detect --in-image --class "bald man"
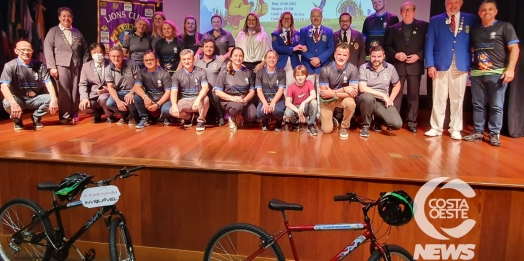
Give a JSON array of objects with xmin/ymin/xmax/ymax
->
[{"xmin": 0, "ymin": 40, "xmax": 59, "ymax": 130}]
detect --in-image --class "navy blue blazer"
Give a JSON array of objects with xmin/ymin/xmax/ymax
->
[
  {"xmin": 425, "ymin": 12, "xmax": 478, "ymax": 72},
  {"xmin": 299, "ymin": 25, "xmax": 335, "ymax": 74},
  {"xmin": 271, "ymin": 29, "xmax": 301, "ymax": 70}
]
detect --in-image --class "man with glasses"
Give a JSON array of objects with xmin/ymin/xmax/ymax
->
[{"xmin": 0, "ymin": 40, "xmax": 59, "ymax": 130}]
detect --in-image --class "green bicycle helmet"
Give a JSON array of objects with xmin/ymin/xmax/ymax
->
[
  {"xmin": 55, "ymin": 173, "xmax": 94, "ymax": 201},
  {"xmin": 378, "ymin": 190, "xmax": 414, "ymax": 226}
]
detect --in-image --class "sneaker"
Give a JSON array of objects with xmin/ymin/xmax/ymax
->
[
  {"xmin": 373, "ymin": 120, "xmax": 382, "ymax": 132},
  {"xmin": 332, "ymin": 117, "xmax": 339, "ymax": 128},
  {"xmin": 275, "ymin": 120, "xmax": 283, "ymax": 132},
  {"xmin": 32, "ymin": 116, "xmax": 43, "ymax": 129},
  {"xmin": 184, "ymin": 114, "xmax": 194, "ymax": 128},
  {"xmin": 489, "ymin": 133, "xmax": 501, "ymax": 147},
  {"xmin": 127, "ymin": 118, "xmax": 137, "ymax": 126},
  {"xmin": 196, "ymin": 122, "xmax": 206, "ymax": 131},
  {"xmin": 228, "ymin": 118, "xmax": 237, "ymax": 130},
  {"xmin": 164, "ymin": 117, "xmax": 172, "ymax": 126},
  {"xmin": 307, "ymin": 125, "xmax": 318, "ymax": 136},
  {"xmin": 136, "ymin": 117, "xmax": 149, "ymax": 129},
  {"xmin": 262, "ymin": 119, "xmax": 270, "ymax": 131},
  {"xmin": 292, "ymin": 123, "xmax": 300, "ymax": 131},
  {"xmin": 360, "ymin": 125, "xmax": 370, "ymax": 137},
  {"xmin": 218, "ymin": 117, "xmax": 225, "ymax": 126},
  {"xmin": 424, "ymin": 129, "xmax": 443, "ymax": 137},
  {"xmin": 450, "ymin": 131, "xmax": 462, "ymax": 140},
  {"xmin": 13, "ymin": 118, "xmax": 25, "ymax": 130},
  {"xmin": 339, "ymin": 128, "xmax": 349, "ymax": 138},
  {"xmin": 117, "ymin": 118, "xmax": 126, "ymax": 125},
  {"xmin": 463, "ymin": 132, "xmax": 483, "ymax": 142},
  {"xmin": 107, "ymin": 116, "xmax": 117, "ymax": 123}
]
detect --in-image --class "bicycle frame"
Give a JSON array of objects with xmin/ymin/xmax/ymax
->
[{"xmin": 12, "ymin": 199, "xmax": 125, "ymax": 252}]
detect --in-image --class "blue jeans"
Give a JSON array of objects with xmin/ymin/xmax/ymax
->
[
  {"xmin": 133, "ymin": 94, "xmax": 171, "ymax": 118},
  {"xmin": 470, "ymin": 75, "xmax": 508, "ymax": 134},
  {"xmin": 256, "ymin": 100, "xmax": 285, "ymax": 121},
  {"xmin": 106, "ymin": 91, "xmax": 138, "ymax": 119}
]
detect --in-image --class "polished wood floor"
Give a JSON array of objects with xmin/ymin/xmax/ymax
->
[{"xmin": 0, "ymin": 112, "xmax": 523, "ymax": 188}]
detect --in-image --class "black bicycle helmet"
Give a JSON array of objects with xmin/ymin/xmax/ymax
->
[
  {"xmin": 378, "ymin": 190, "xmax": 414, "ymax": 226},
  {"xmin": 55, "ymin": 173, "xmax": 94, "ymax": 201}
]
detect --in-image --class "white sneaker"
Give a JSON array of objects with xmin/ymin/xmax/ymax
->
[
  {"xmin": 424, "ymin": 129, "xmax": 442, "ymax": 137},
  {"xmin": 451, "ymin": 131, "xmax": 462, "ymax": 140},
  {"xmin": 228, "ymin": 118, "xmax": 237, "ymax": 130}
]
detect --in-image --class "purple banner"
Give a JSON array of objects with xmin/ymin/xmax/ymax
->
[{"xmin": 98, "ymin": 0, "xmax": 156, "ymax": 53}]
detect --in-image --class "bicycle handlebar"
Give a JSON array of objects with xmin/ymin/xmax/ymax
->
[
  {"xmin": 333, "ymin": 192, "xmax": 378, "ymax": 206},
  {"xmin": 92, "ymin": 165, "xmax": 144, "ymax": 186}
]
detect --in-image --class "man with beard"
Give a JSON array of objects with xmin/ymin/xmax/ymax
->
[
  {"xmin": 334, "ymin": 13, "xmax": 366, "ymax": 68},
  {"xmin": 318, "ymin": 43, "xmax": 359, "ymax": 138},
  {"xmin": 357, "ymin": 46, "xmax": 402, "ymax": 138},
  {"xmin": 1, "ymin": 40, "xmax": 59, "ymax": 130},
  {"xmin": 133, "ymin": 50, "xmax": 172, "ymax": 129},
  {"xmin": 384, "ymin": 2, "xmax": 428, "ymax": 133},
  {"xmin": 362, "ymin": 0, "xmax": 399, "ymax": 55}
]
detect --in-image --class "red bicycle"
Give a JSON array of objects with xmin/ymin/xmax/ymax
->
[{"xmin": 203, "ymin": 191, "xmax": 414, "ymax": 261}]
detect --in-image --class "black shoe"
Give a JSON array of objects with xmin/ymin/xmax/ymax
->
[
  {"xmin": 107, "ymin": 116, "xmax": 117, "ymax": 123},
  {"xmin": 408, "ymin": 126, "xmax": 418, "ymax": 133},
  {"xmin": 218, "ymin": 117, "xmax": 225, "ymax": 127},
  {"xmin": 92, "ymin": 115, "xmax": 102, "ymax": 123},
  {"xmin": 261, "ymin": 118, "xmax": 270, "ymax": 131},
  {"xmin": 13, "ymin": 118, "xmax": 25, "ymax": 130},
  {"xmin": 489, "ymin": 133, "xmax": 501, "ymax": 147},
  {"xmin": 275, "ymin": 120, "xmax": 283, "ymax": 132},
  {"xmin": 32, "ymin": 116, "xmax": 43, "ymax": 129},
  {"xmin": 463, "ymin": 132, "xmax": 483, "ymax": 142},
  {"xmin": 307, "ymin": 125, "xmax": 318, "ymax": 136},
  {"xmin": 373, "ymin": 120, "xmax": 382, "ymax": 132},
  {"xmin": 292, "ymin": 123, "xmax": 300, "ymax": 131},
  {"xmin": 360, "ymin": 125, "xmax": 370, "ymax": 137},
  {"xmin": 196, "ymin": 122, "xmax": 206, "ymax": 131}
]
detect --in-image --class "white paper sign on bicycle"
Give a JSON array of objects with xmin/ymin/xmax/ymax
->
[{"xmin": 80, "ymin": 185, "xmax": 121, "ymax": 208}]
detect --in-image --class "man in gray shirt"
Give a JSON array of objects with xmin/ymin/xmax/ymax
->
[
  {"xmin": 170, "ymin": 49, "xmax": 210, "ymax": 131},
  {"xmin": 194, "ymin": 38, "xmax": 226, "ymax": 125},
  {"xmin": 0, "ymin": 40, "xmax": 59, "ymax": 130},
  {"xmin": 105, "ymin": 46, "xmax": 139, "ymax": 126},
  {"xmin": 357, "ymin": 46, "xmax": 402, "ymax": 138},
  {"xmin": 133, "ymin": 50, "xmax": 172, "ymax": 129},
  {"xmin": 318, "ymin": 43, "xmax": 359, "ymax": 138}
]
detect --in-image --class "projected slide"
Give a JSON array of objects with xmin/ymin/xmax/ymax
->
[{"xmin": 200, "ymin": 0, "xmax": 375, "ymax": 36}]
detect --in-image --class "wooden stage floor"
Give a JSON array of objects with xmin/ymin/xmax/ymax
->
[{"xmin": 0, "ymin": 113, "xmax": 523, "ymax": 188}]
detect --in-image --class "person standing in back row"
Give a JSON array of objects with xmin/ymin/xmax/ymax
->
[{"xmin": 362, "ymin": 0, "xmax": 399, "ymax": 55}]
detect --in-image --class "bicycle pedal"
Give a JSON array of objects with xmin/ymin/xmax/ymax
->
[{"xmin": 85, "ymin": 249, "xmax": 96, "ymax": 261}]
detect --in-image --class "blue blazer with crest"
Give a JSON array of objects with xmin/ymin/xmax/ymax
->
[
  {"xmin": 271, "ymin": 29, "xmax": 301, "ymax": 70},
  {"xmin": 425, "ymin": 12, "xmax": 477, "ymax": 72},
  {"xmin": 299, "ymin": 25, "xmax": 334, "ymax": 74}
]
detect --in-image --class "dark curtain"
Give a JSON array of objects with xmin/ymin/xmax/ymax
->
[{"xmin": 430, "ymin": 0, "xmax": 524, "ymax": 137}]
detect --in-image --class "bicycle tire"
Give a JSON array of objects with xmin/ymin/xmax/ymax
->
[
  {"xmin": 367, "ymin": 244, "xmax": 414, "ymax": 261},
  {"xmin": 203, "ymin": 223, "xmax": 286, "ymax": 261},
  {"xmin": 108, "ymin": 217, "xmax": 135, "ymax": 261},
  {"xmin": 0, "ymin": 198, "xmax": 54, "ymax": 261}
]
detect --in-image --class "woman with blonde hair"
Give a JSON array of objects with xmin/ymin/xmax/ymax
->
[
  {"xmin": 154, "ymin": 20, "xmax": 185, "ymax": 75},
  {"xmin": 151, "ymin": 11, "xmax": 166, "ymax": 48},
  {"xmin": 179, "ymin": 15, "xmax": 202, "ymax": 54},
  {"xmin": 214, "ymin": 47, "xmax": 257, "ymax": 130},
  {"xmin": 122, "ymin": 17, "xmax": 152, "ymax": 68},
  {"xmin": 256, "ymin": 50, "xmax": 286, "ymax": 131},
  {"xmin": 235, "ymin": 12, "xmax": 271, "ymax": 73}
]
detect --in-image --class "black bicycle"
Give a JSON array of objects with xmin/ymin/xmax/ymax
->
[{"xmin": 0, "ymin": 165, "xmax": 144, "ymax": 261}]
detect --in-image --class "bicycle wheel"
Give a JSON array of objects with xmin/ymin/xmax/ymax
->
[
  {"xmin": 0, "ymin": 198, "xmax": 53, "ymax": 261},
  {"xmin": 203, "ymin": 223, "xmax": 285, "ymax": 261},
  {"xmin": 367, "ymin": 244, "xmax": 414, "ymax": 261},
  {"xmin": 109, "ymin": 217, "xmax": 135, "ymax": 261}
]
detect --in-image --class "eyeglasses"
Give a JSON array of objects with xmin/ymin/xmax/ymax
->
[
  {"xmin": 17, "ymin": 49, "xmax": 33, "ymax": 53},
  {"xmin": 144, "ymin": 59, "xmax": 156, "ymax": 62}
]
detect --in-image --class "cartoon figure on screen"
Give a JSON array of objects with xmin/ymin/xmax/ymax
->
[{"xmin": 225, "ymin": 0, "xmax": 268, "ymax": 36}]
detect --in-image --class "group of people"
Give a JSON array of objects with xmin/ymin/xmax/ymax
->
[{"xmin": 0, "ymin": 0, "xmax": 519, "ymax": 146}]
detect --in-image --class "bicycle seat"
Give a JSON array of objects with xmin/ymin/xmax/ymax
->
[
  {"xmin": 37, "ymin": 182, "xmax": 60, "ymax": 191},
  {"xmin": 268, "ymin": 199, "xmax": 303, "ymax": 211}
]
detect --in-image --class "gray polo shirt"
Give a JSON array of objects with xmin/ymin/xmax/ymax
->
[
  {"xmin": 214, "ymin": 67, "xmax": 254, "ymax": 97},
  {"xmin": 201, "ymin": 29, "xmax": 235, "ymax": 56},
  {"xmin": 0, "ymin": 58, "xmax": 50, "ymax": 98},
  {"xmin": 122, "ymin": 33, "xmax": 152, "ymax": 66},
  {"xmin": 255, "ymin": 67, "xmax": 286, "ymax": 101},
  {"xmin": 105, "ymin": 59, "xmax": 140, "ymax": 91},
  {"xmin": 135, "ymin": 66, "xmax": 171, "ymax": 100},
  {"xmin": 358, "ymin": 62, "xmax": 399, "ymax": 97},
  {"xmin": 194, "ymin": 55, "xmax": 226, "ymax": 88},
  {"xmin": 171, "ymin": 67, "xmax": 208, "ymax": 99},
  {"xmin": 319, "ymin": 62, "xmax": 359, "ymax": 90}
]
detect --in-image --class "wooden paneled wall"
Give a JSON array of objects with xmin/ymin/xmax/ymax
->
[{"xmin": 0, "ymin": 160, "xmax": 522, "ymax": 261}]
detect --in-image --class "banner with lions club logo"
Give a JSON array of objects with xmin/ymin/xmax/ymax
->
[{"xmin": 98, "ymin": 0, "xmax": 156, "ymax": 54}]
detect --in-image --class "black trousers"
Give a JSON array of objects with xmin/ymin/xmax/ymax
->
[{"xmin": 394, "ymin": 75, "xmax": 421, "ymax": 128}]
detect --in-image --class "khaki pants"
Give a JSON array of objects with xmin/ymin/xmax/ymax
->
[
  {"xmin": 319, "ymin": 97, "xmax": 356, "ymax": 133},
  {"xmin": 175, "ymin": 97, "xmax": 210, "ymax": 123}
]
